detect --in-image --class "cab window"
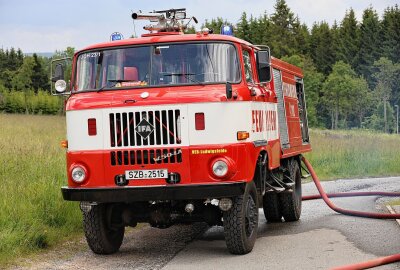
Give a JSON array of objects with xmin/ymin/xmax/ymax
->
[{"xmin": 242, "ymin": 50, "xmax": 254, "ymax": 83}]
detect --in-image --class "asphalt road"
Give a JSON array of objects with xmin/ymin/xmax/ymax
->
[{"xmin": 13, "ymin": 177, "xmax": 400, "ymax": 270}]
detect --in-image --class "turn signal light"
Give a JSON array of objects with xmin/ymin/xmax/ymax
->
[
  {"xmin": 61, "ymin": 140, "xmax": 68, "ymax": 148},
  {"xmin": 237, "ymin": 131, "xmax": 249, "ymax": 140}
]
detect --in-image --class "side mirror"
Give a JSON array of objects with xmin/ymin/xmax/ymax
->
[
  {"xmin": 51, "ymin": 64, "xmax": 64, "ymax": 82},
  {"xmin": 256, "ymin": 49, "xmax": 271, "ymax": 83},
  {"xmin": 50, "ymin": 57, "xmax": 71, "ymax": 95}
]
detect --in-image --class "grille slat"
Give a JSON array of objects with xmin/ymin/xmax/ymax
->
[
  {"xmin": 129, "ymin": 112, "xmax": 135, "ymax": 146},
  {"xmin": 123, "ymin": 113, "xmax": 128, "ymax": 146},
  {"xmin": 116, "ymin": 113, "xmax": 123, "ymax": 147},
  {"xmin": 110, "ymin": 110, "xmax": 181, "ymax": 147},
  {"xmin": 155, "ymin": 111, "xmax": 161, "ymax": 145},
  {"xmin": 110, "ymin": 114, "xmax": 116, "ymax": 147},
  {"xmin": 110, "ymin": 148, "xmax": 183, "ymax": 166}
]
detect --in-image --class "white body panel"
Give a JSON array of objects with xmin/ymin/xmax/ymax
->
[{"xmin": 66, "ymin": 102, "xmax": 279, "ymax": 151}]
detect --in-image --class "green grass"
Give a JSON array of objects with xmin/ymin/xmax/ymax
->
[
  {"xmin": 0, "ymin": 114, "xmax": 81, "ymax": 266},
  {"xmin": 305, "ymin": 129, "xmax": 400, "ymax": 180},
  {"xmin": 1, "ymin": 115, "xmax": 400, "ymax": 266}
]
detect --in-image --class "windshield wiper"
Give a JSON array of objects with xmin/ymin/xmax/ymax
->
[
  {"xmin": 107, "ymin": 79, "xmax": 138, "ymax": 82},
  {"xmin": 162, "ymin": 73, "xmax": 204, "ymax": 85},
  {"xmin": 97, "ymin": 79, "xmax": 137, "ymax": 92}
]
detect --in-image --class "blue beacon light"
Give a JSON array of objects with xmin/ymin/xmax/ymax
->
[
  {"xmin": 110, "ymin": 32, "xmax": 124, "ymax": 41},
  {"xmin": 221, "ymin": 25, "xmax": 234, "ymax": 36}
]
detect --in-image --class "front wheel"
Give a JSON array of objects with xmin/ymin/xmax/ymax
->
[
  {"xmin": 83, "ymin": 203, "xmax": 125, "ymax": 254},
  {"xmin": 223, "ymin": 181, "xmax": 259, "ymax": 255}
]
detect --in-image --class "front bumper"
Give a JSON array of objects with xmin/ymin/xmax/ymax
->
[{"xmin": 61, "ymin": 182, "xmax": 246, "ymax": 203}]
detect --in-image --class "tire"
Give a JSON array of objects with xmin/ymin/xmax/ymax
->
[
  {"xmin": 83, "ymin": 204, "xmax": 125, "ymax": 254},
  {"xmin": 223, "ymin": 181, "xmax": 259, "ymax": 255},
  {"xmin": 262, "ymin": 193, "xmax": 282, "ymax": 222},
  {"xmin": 279, "ymin": 159, "xmax": 302, "ymax": 222}
]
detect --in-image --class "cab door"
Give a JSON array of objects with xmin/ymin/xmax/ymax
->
[{"xmin": 242, "ymin": 47, "xmax": 264, "ymax": 100}]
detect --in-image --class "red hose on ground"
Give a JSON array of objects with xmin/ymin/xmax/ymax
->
[
  {"xmin": 301, "ymin": 157, "xmax": 400, "ymax": 219},
  {"xmin": 303, "ymin": 191, "xmax": 400, "ymax": 201},
  {"xmin": 301, "ymin": 157, "xmax": 400, "ymax": 269},
  {"xmin": 330, "ymin": 254, "xmax": 400, "ymax": 270}
]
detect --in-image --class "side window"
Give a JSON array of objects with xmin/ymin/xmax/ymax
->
[{"xmin": 242, "ymin": 50, "xmax": 254, "ymax": 83}]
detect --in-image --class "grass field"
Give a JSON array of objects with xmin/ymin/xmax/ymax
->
[
  {"xmin": 1, "ymin": 114, "xmax": 400, "ymax": 266},
  {"xmin": 0, "ymin": 114, "xmax": 81, "ymax": 266},
  {"xmin": 305, "ymin": 129, "xmax": 400, "ymax": 180}
]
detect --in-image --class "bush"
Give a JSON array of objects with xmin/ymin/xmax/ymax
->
[{"xmin": 0, "ymin": 89, "xmax": 63, "ymax": 115}]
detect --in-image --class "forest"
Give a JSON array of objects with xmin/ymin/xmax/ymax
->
[{"xmin": 0, "ymin": 0, "xmax": 399, "ymax": 132}]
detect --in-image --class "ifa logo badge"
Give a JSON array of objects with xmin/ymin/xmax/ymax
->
[{"xmin": 135, "ymin": 118, "xmax": 154, "ymax": 140}]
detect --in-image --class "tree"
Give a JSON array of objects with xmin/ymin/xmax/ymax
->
[
  {"xmin": 381, "ymin": 5, "xmax": 400, "ymax": 63},
  {"xmin": 338, "ymin": 9, "xmax": 360, "ymax": 70},
  {"xmin": 6, "ymin": 48, "xmax": 20, "ymax": 71},
  {"xmin": 248, "ymin": 15, "xmax": 259, "ymax": 44},
  {"xmin": 11, "ymin": 56, "xmax": 35, "ymax": 91},
  {"xmin": 257, "ymin": 12, "xmax": 273, "ymax": 45},
  {"xmin": 357, "ymin": 7, "xmax": 382, "ymax": 86},
  {"xmin": 373, "ymin": 57, "xmax": 400, "ymax": 133},
  {"xmin": 53, "ymin": 47, "xmax": 75, "ymax": 59},
  {"xmin": 31, "ymin": 53, "xmax": 49, "ymax": 92},
  {"xmin": 309, "ymin": 22, "xmax": 336, "ymax": 75},
  {"xmin": 322, "ymin": 61, "xmax": 358, "ymax": 129},
  {"xmin": 16, "ymin": 48, "xmax": 24, "ymax": 68},
  {"xmin": 235, "ymin": 12, "xmax": 251, "ymax": 42},
  {"xmin": 294, "ymin": 22, "xmax": 310, "ymax": 56},
  {"xmin": 349, "ymin": 77, "xmax": 373, "ymax": 128},
  {"xmin": 270, "ymin": 0, "xmax": 297, "ymax": 57},
  {"xmin": 364, "ymin": 102, "xmax": 395, "ymax": 132}
]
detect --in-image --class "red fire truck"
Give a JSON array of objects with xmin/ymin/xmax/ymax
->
[{"xmin": 52, "ymin": 8, "xmax": 311, "ymax": 255}]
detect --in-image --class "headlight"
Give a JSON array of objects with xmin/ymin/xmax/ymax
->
[
  {"xmin": 71, "ymin": 166, "xmax": 86, "ymax": 183},
  {"xmin": 212, "ymin": 160, "xmax": 228, "ymax": 177}
]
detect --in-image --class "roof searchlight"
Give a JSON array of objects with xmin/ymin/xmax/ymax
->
[{"xmin": 132, "ymin": 8, "xmax": 198, "ymax": 33}]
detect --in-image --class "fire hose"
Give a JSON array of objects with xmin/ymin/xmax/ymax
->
[{"xmin": 301, "ymin": 157, "xmax": 400, "ymax": 269}]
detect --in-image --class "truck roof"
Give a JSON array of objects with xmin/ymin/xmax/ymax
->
[{"xmin": 76, "ymin": 33, "xmax": 253, "ymax": 54}]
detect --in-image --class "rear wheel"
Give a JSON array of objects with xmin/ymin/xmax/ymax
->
[
  {"xmin": 262, "ymin": 193, "xmax": 282, "ymax": 222},
  {"xmin": 83, "ymin": 204, "xmax": 125, "ymax": 254},
  {"xmin": 279, "ymin": 159, "xmax": 302, "ymax": 222},
  {"xmin": 223, "ymin": 181, "xmax": 259, "ymax": 255}
]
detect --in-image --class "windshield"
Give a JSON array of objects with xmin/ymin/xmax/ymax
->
[{"xmin": 74, "ymin": 42, "xmax": 240, "ymax": 91}]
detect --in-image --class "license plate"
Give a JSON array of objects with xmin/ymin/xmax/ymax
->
[{"xmin": 125, "ymin": 169, "xmax": 168, "ymax": 180}]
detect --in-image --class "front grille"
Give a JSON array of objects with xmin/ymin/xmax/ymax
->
[
  {"xmin": 111, "ymin": 148, "xmax": 183, "ymax": 166},
  {"xmin": 109, "ymin": 110, "xmax": 181, "ymax": 147}
]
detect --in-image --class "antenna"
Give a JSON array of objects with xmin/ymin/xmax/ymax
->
[{"xmin": 132, "ymin": 8, "xmax": 197, "ymax": 33}]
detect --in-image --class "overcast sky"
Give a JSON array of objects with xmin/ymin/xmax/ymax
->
[{"xmin": 0, "ymin": 0, "xmax": 398, "ymax": 53}]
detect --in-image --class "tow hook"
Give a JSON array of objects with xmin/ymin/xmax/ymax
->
[
  {"xmin": 166, "ymin": 173, "xmax": 181, "ymax": 184},
  {"xmin": 115, "ymin": 175, "xmax": 128, "ymax": 186}
]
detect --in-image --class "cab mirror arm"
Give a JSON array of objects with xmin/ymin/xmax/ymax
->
[{"xmin": 226, "ymin": 82, "xmax": 232, "ymax": 99}]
